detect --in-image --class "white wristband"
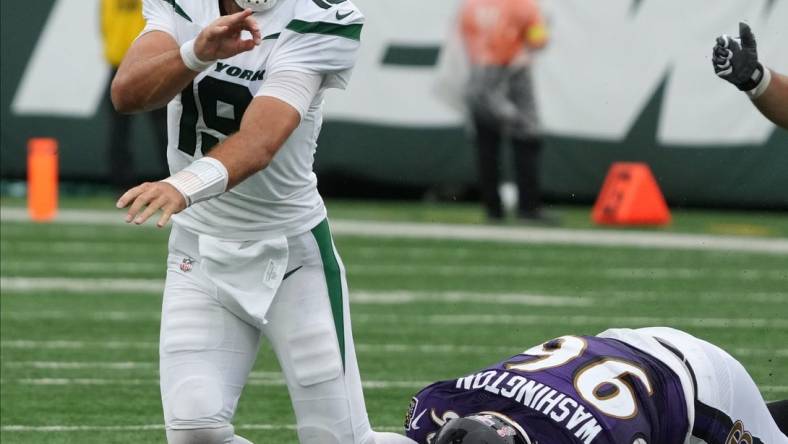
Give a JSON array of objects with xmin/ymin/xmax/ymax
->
[
  {"xmin": 747, "ymin": 67, "xmax": 772, "ymax": 100},
  {"xmin": 180, "ymin": 39, "xmax": 215, "ymax": 72},
  {"xmin": 162, "ymin": 157, "xmax": 229, "ymax": 207}
]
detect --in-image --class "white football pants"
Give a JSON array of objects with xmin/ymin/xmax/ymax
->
[
  {"xmin": 160, "ymin": 220, "xmax": 389, "ymax": 444},
  {"xmin": 633, "ymin": 327, "xmax": 787, "ymax": 444}
]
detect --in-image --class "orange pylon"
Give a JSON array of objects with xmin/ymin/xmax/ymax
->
[
  {"xmin": 592, "ymin": 162, "xmax": 671, "ymax": 226},
  {"xmin": 27, "ymin": 138, "xmax": 59, "ymax": 222}
]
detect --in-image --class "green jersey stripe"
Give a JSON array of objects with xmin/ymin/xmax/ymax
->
[
  {"xmin": 162, "ymin": 0, "xmax": 192, "ymax": 22},
  {"xmin": 286, "ymin": 19, "xmax": 362, "ymax": 41},
  {"xmin": 311, "ymin": 219, "xmax": 346, "ymax": 370},
  {"xmin": 312, "ymin": 0, "xmax": 349, "ymax": 9}
]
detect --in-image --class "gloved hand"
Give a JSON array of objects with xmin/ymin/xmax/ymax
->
[{"xmin": 713, "ymin": 22, "xmax": 766, "ymax": 93}]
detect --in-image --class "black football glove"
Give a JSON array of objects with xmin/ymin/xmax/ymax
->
[{"xmin": 713, "ymin": 22, "xmax": 766, "ymax": 92}]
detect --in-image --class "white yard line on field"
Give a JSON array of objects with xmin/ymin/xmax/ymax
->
[
  {"xmin": 349, "ymin": 264, "xmax": 786, "ymax": 281},
  {"xmin": 5, "ymin": 341, "xmax": 788, "ymax": 374},
  {"xmin": 356, "ymin": 314, "xmax": 788, "ymax": 330},
  {"xmin": 3, "ymin": 341, "xmax": 788, "ymax": 359},
  {"xmin": 1, "ymin": 261, "xmax": 162, "ymax": 274},
  {"xmin": 0, "ymin": 240, "xmax": 161, "ymax": 254},
  {"xmin": 3, "ymin": 309, "xmax": 787, "ymax": 329},
  {"xmin": 3, "ymin": 277, "xmax": 786, "ymax": 305},
  {"xmin": 1, "ymin": 340, "xmax": 158, "ymax": 349},
  {"xmin": 2, "ymin": 376, "xmax": 429, "ymax": 390},
  {"xmin": 0, "ymin": 341, "xmax": 505, "ymax": 353},
  {"xmin": 3, "ymin": 207, "xmax": 787, "ymax": 254},
  {"xmin": 0, "ymin": 277, "xmax": 165, "ymax": 293},
  {"xmin": 4, "ymin": 376, "xmax": 784, "ymax": 394},
  {"xmin": 3, "ymin": 361, "xmax": 156, "ymax": 369},
  {"xmin": 0, "ymin": 277, "xmax": 589, "ymax": 307},
  {"xmin": 0, "ymin": 424, "xmax": 403, "ymax": 433},
  {"xmin": 0, "ymin": 262, "xmax": 781, "ymax": 281},
  {"xmin": 1, "ymin": 424, "xmax": 166, "ymax": 432},
  {"xmin": 1, "ymin": 310, "xmax": 159, "ymax": 321},
  {"xmin": 332, "ymin": 219, "xmax": 788, "ymax": 254},
  {"xmin": 351, "ymin": 291, "xmax": 590, "ymax": 306}
]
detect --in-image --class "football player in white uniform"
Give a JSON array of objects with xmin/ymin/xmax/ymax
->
[{"xmin": 112, "ymin": 1, "xmax": 413, "ymax": 443}]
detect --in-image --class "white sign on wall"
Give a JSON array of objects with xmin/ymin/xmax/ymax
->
[
  {"xmin": 12, "ymin": 0, "xmax": 787, "ymax": 145},
  {"xmin": 12, "ymin": 0, "xmax": 110, "ymax": 118}
]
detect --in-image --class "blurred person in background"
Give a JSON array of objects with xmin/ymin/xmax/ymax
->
[
  {"xmin": 460, "ymin": 0, "xmax": 551, "ymax": 223},
  {"xmin": 101, "ymin": 0, "xmax": 168, "ymax": 191},
  {"xmin": 713, "ymin": 22, "xmax": 788, "ymax": 129}
]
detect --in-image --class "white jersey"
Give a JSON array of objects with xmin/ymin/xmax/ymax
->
[{"xmin": 141, "ymin": 0, "xmax": 364, "ymax": 240}]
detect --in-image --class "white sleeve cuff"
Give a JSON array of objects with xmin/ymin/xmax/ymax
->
[
  {"xmin": 162, "ymin": 157, "xmax": 229, "ymax": 207},
  {"xmin": 747, "ymin": 67, "xmax": 772, "ymax": 100},
  {"xmin": 180, "ymin": 39, "xmax": 215, "ymax": 72},
  {"xmin": 255, "ymin": 70, "xmax": 324, "ymax": 118}
]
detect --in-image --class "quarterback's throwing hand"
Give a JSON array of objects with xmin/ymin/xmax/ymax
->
[
  {"xmin": 117, "ymin": 182, "xmax": 187, "ymax": 228},
  {"xmin": 713, "ymin": 22, "xmax": 765, "ymax": 92},
  {"xmin": 195, "ymin": 8, "xmax": 262, "ymax": 61}
]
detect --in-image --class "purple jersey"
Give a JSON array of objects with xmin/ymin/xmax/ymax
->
[{"xmin": 405, "ymin": 335, "xmax": 689, "ymax": 444}]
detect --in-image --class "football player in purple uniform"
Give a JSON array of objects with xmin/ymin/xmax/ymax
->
[{"xmin": 403, "ymin": 327, "xmax": 787, "ymax": 444}]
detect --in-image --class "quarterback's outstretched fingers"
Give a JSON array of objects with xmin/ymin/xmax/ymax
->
[
  {"xmin": 116, "ymin": 184, "xmax": 148, "ymax": 210},
  {"xmin": 125, "ymin": 189, "xmax": 155, "ymax": 223},
  {"xmin": 229, "ymin": 8, "xmax": 254, "ymax": 24},
  {"xmin": 739, "ymin": 22, "xmax": 756, "ymax": 49},
  {"xmin": 157, "ymin": 207, "xmax": 174, "ymax": 228},
  {"xmin": 207, "ymin": 25, "xmax": 230, "ymax": 39},
  {"xmin": 242, "ymin": 16, "xmax": 262, "ymax": 43},
  {"xmin": 134, "ymin": 196, "xmax": 166, "ymax": 225},
  {"xmin": 225, "ymin": 11, "xmax": 260, "ymax": 46},
  {"xmin": 224, "ymin": 8, "xmax": 254, "ymax": 31}
]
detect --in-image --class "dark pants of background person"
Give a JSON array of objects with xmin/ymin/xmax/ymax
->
[
  {"xmin": 471, "ymin": 115, "xmax": 543, "ymax": 221},
  {"xmin": 106, "ymin": 68, "xmax": 169, "ymax": 191},
  {"xmin": 466, "ymin": 64, "xmax": 544, "ymax": 221}
]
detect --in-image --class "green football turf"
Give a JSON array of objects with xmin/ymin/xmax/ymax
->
[
  {"xmin": 2, "ymin": 195, "xmax": 788, "ymax": 237},
  {"xmin": 1, "ymin": 201, "xmax": 787, "ymax": 443}
]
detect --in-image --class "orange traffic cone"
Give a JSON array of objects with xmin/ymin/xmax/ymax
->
[
  {"xmin": 592, "ymin": 162, "xmax": 670, "ymax": 226},
  {"xmin": 27, "ymin": 138, "xmax": 59, "ymax": 222}
]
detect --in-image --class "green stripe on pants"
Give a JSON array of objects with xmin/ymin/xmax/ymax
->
[{"xmin": 311, "ymin": 219, "xmax": 345, "ymax": 369}]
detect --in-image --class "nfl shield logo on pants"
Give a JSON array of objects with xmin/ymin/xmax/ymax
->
[{"xmin": 180, "ymin": 257, "xmax": 195, "ymax": 272}]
